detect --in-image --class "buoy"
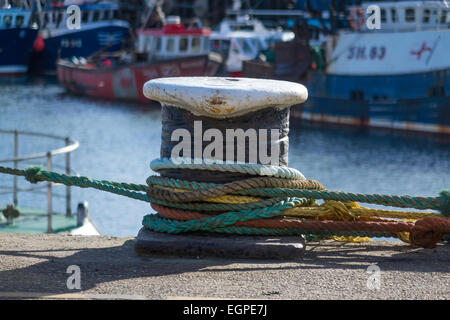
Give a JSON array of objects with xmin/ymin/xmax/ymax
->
[
  {"xmin": 348, "ymin": 7, "xmax": 365, "ymax": 30},
  {"xmin": 33, "ymin": 34, "xmax": 45, "ymax": 52}
]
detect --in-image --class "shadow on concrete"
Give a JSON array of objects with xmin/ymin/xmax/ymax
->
[{"xmin": 0, "ymin": 238, "xmax": 448, "ymax": 296}]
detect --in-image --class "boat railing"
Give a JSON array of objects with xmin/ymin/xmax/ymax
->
[{"xmin": 0, "ymin": 129, "xmax": 79, "ymax": 233}]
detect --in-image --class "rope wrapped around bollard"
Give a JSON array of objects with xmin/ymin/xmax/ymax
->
[
  {"xmin": 0, "ymin": 163, "xmax": 449, "ymax": 248},
  {"xmin": 142, "ymin": 158, "xmax": 450, "ymax": 248}
]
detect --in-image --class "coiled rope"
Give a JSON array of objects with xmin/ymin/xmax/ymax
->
[{"xmin": 1, "ymin": 160, "xmax": 449, "ymax": 249}]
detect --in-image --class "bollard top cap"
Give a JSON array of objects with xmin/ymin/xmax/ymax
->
[{"xmin": 143, "ymin": 77, "xmax": 308, "ymax": 118}]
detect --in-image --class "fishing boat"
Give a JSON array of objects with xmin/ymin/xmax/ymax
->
[
  {"xmin": 0, "ymin": 1, "xmax": 38, "ymax": 77},
  {"xmin": 243, "ymin": 1, "xmax": 450, "ymax": 135},
  {"xmin": 298, "ymin": 0, "xmax": 450, "ymax": 135},
  {"xmin": 30, "ymin": 0, "xmax": 131, "ymax": 75},
  {"xmin": 56, "ymin": 15, "xmax": 222, "ymax": 103},
  {"xmin": 210, "ymin": 14, "xmax": 294, "ymax": 76}
]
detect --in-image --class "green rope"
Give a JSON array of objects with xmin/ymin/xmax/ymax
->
[
  {"xmin": 0, "ymin": 164, "xmax": 449, "ymax": 241},
  {"xmin": 143, "ymin": 215, "xmax": 396, "ymax": 238},
  {"xmin": 0, "ymin": 165, "xmax": 447, "ymax": 214},
  {"xmin": 147, "ymin": 175, "xmax": 441, "ymax": 211},
  {"xmin": 0, "ymin": 165, "xmax": 150, "ymax": 202}
]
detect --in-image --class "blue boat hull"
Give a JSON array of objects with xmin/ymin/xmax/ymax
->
[
  {"xmin": 33, "ymin": 23, "xmax": 130, "ymax": 75},
  {"xmin": 0, "ymin": 28, "xmax": 37, "ymax": 76},
  {"xmin": 298, "ymin": 70, "xmax": 450, "ymax": 134}
]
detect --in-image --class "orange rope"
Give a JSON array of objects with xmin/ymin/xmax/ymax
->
[{"xmin": 150, "ymin": 203, "xmax": 450, "ymax": 248}]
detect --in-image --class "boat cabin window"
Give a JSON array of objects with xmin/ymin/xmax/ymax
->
[
  {"xmin": 231, "ymin": 41, "xmax": 239, "ymax": 54},
  {"xmin": 431, "ymin": 9, "xmax": 438, "ymax": 22},
  {"xmin": 391, "ymin": 8, "xmax": 397, "ymax": 22},
  {"xmin": 15, "ymin": 15, "xmax": 24, "ymax": 27},
  {"xmin": 191, "ymin": 37, "xmax": 200, "ymax": 52},
  {"xmin": 166, "ymin": 37, "xmax": 175, "ymax": 52},
  {"xmin": 179, "ymin": 37, "xmax": 188, "ymax": 52},
  {"xmin": 237, "ymin": 38, "xmax": 254, "ymax": 56},
  {"xmin": 380, "ymin": 9, "xmax": 386, "ymax": 23},
  {"xmin": 93, "ymin": 11, "xmax": 100, "ymax": 22},
  {"xmin": 143, "ymin": 34, "xmax": 209, "ymax": 55},
  {"xmin": 113, "ymin": 10, "xmax": 120, "ymax": 20},
  {"xmin": 151, "ymin": 37, "xmax": 156, "ymax": 51},
  {"xmin": 156, "ymin": 37, "xmax": 162, "ymax": 51},
  {"xmin": 405, "ymin": 8, "xmax": 415, "ymax": 22},
  {"xmin": 56, "ymin": 11, "xmax": 62, "ymax": 27},
  {"xmin": 423, "ymin": 9, "xmax": 430, "ymax": 23},
  {"xmin": 82, "ymin": 11, "xmax": 89, "ymax": 23},
  {"xmin": 251, "ymin": 38, "xmax": 263, "ymax": 51},
  {"xmin": 211, "ymin": 39, "xmax": 230, "ymax": 52},
  {"xmin": 212, "ymin": 40, "xmax": 220, "ymax": 50},
  {"xmin": 103, "ymin": 10, "xmax": 111, "ymax": 20},
  {"xmin": 140, "ymin": 35, "xmax": 150, "ymax": 52},
  {"xmin": 43, "ymin": 12, "xmax": 49, "ymax": 27},
  {"xmin": 230, "ymin": 24, "xmax": 254, "ymax": 32},
  {"xmin": 3, "ymin": 15, "xmax": 12, "ymax": 27},
  {"xmin": 440, "ymin": 10, "xmax": 449, "ymax": 24}
]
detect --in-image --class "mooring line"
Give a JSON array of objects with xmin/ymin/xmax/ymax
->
[{"xmin": 0, "ymin": 163, "xmax": 449, "ymax": 248}]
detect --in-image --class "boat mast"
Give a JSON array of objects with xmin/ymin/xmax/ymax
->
[{"xmin": 140, "ymin": 0, "xmax": 165, "ymax": 30}]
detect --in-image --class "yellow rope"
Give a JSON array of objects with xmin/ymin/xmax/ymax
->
[
  {"xmin": 204, "ymin": 194, "xmax": 262, "ymax": 204},
  {"xmin": 331, "ymin": 235, "xmax": 372, "ymax": 243},
  {"xmin": 283, "ymin": 201, "xmax": 444, "ymax": 220},
  {"xmin": 155, "ymin": 185, "xmax": 262, "ymax": 203},
  {"xmin": 152, "ymin": 188, "xmax": 446, "ymax": 244}
]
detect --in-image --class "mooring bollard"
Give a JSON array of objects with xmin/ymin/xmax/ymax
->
[
  {"xmin": 135, "ymin": 77, "xmax": 309, "ymax": 259},
  {"xmin": 151, "ymin": 77, "xmax": 307, "ymax": 182},
  {"xmin": 0, "ymin": 80, "xmax": 447, "ymax": 251}
]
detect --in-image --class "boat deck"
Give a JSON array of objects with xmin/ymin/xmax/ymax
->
[{"xmin": 0, "ymin": 206, "xmax": 80, "ymax": 234}]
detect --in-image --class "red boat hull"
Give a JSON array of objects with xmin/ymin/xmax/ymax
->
[{"xmin": 57, "ymin": 54, "xmax": 221, "ymax": 103}]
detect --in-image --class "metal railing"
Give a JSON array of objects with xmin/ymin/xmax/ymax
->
[{"xmin": 0, "ymin": 129, "xmax": 79, "ymax": 233}]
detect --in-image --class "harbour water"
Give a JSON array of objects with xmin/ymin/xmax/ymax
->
[{"xmin": 1, "ymin": 80, "xmax": 449, "ymax": 237}]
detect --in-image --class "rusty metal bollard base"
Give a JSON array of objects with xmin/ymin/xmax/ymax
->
[{"xmin": 134, "ymin": 228, "xmax": 305, "ymax": 259}]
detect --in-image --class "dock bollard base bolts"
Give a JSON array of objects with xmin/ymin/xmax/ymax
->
[{"xmin": 134, "ymin": 76, "xmax": 450, "ymax": 258}]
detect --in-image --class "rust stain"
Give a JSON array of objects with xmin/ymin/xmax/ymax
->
[
  {"xmin": 199, "ymin": 94, "xmax": 235, "ymax": 116},
  {"xmin": 206, "ymin": 95, "xmax": 226, "ymax": 106}
]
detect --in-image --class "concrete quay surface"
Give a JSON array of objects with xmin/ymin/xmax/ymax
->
[{"xmin": 0, "ymin": 233, "xmax": 448, "ymax": 300}]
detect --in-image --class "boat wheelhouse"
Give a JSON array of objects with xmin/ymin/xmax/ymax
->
[
  {"xmin": 137, "ymin": 16, "xmax": 211, "ymax": 62},
  {"xmin": 57, "ymin": 15, "xmax": 222, "ymax": 103},
  {"xmin": 30, "ymin": 0, "xmax": 130, "ymax": 75},
  {"xmin": 0, "ymin": 2, "xmax": 38, "ymax": 77},
  {"xmin": 357, "ymin": 0, "xmax": 450, "ymax": 32},
  {"xmin": 210, "ymin": 15, "xmax": 295, "ymax": 75}
]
